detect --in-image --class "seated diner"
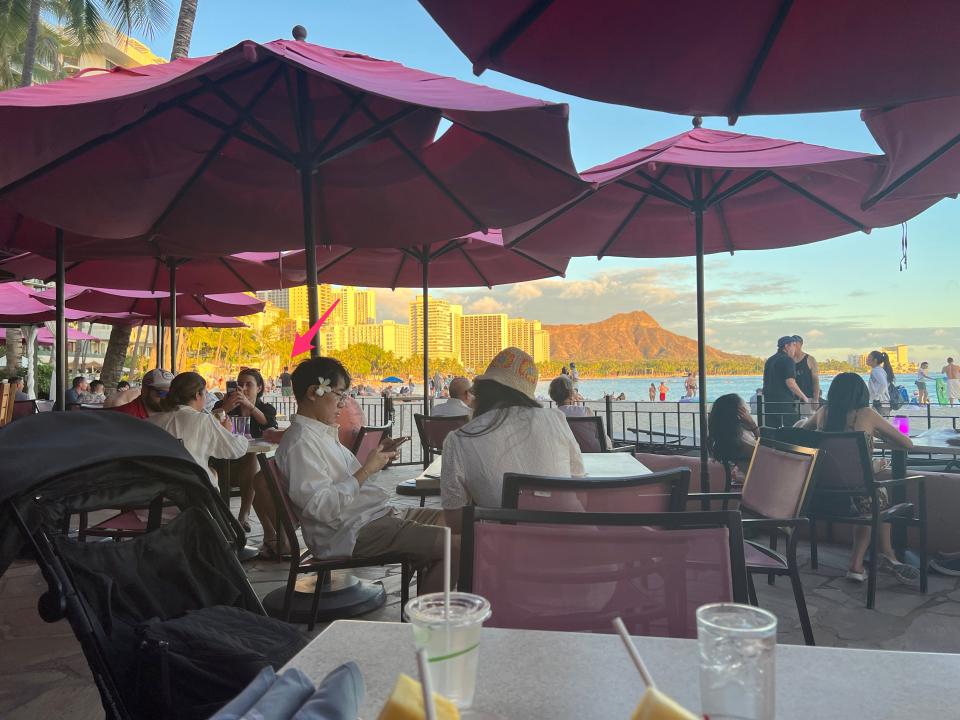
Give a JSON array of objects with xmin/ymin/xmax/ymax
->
[{"xmin": 707, "ymin": 393, "xmax": 759, "ymax": 476}]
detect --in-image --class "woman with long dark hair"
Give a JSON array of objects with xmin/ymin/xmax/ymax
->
[
  {"xmin": 148, "ymin": 372, "xmax": 248, "ymax": 484},
  {"xmin": 801, "ymin": 372, "xmax": 917, "ymax": 584},
  {"xmin": 866, "ymin": 350, "xmax": 894, "ymax": 411},
  {"xmin": 440, "ymin": 348, "xmax": 584, "ymax": 531},
  {"xmin": 707, "ymin": 393, "xmax": 759, "ymax": 475}
]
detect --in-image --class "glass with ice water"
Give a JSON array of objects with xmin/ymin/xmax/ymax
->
[
  {"xmin": 404, "ymin": 592, "xmax": 491, "ymax": 709},
  {"xmin": 231, "ymin": 416, "xmax": 251, "ymax": 437},
  {"xmin": 697, "ymin": 603, "xmax": 777, "ymax": 720}
]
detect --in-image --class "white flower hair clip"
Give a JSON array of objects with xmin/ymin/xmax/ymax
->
[{"xmin": 314, "ymin": 377, "xmax": 332, "ymax": 398}]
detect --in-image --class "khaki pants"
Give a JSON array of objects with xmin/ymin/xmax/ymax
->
[{"xmin": 352, "ymin": 508, "xmax": 445, "ymax": 568}]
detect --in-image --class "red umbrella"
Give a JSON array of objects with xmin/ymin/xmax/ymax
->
[
  {"xmin": 0, "ymin": 283, "xmax": 90, "ymax": 323},
  {"xmin": 503, "ymin": 126, "xmax": 946, "ymax": 492},
  {"xmin": 861, "ymin": 97, "xmax": 960, "ymax": 209},
  {"xmin": 274, "ymin": 231, "xmax": 569, "ymax": 411},
  {"xmin": 419, "ymin": 0, "xmax": 960, "ymax": 121}
]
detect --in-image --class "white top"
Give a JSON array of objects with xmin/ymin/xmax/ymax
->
[
  {"xmin": 556, "ymin": 404, "xmax": 591, "ymax": 417},
  {"xmin": 917, "ymin": 369, "xmax": 932, "ymax": 381},
  {"xmin": 430, "ymin": 398, "xmax": 472, "ymax": 418},
  {"xmin": 148, "ymin": 405, "xmax": 248, "ymax": 482},
  {"xmin": 868, "ymin": 366, "xmax": 890, "ymax": 402},
  {"xmin": 275, "ymin": 414, "xmax": 391, "ymax": 559},
  {"xmin": 440, "ymin": 406, "xmax": 585, "ymax": 510}
]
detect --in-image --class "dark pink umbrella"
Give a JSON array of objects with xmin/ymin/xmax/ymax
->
[
  {"xmin": 0, "ymin": 326, "xmax": 98, "ymax": 345},
  {"xmin": 504, "ymin": 126, "xmax": 946, "ymax": 492},
  {"xmin": 420, "ymin": 0, "xmax": 960, "ymax": 121},
  {"xmin": 274, "ymin": 231, "xmax": 568, "ymax": 411},
  {"xmin": 0, "ymin": 283, "xmax": 90, "ymax": 323},
  {"xmin": 28, "ymin": 285, "xmax": 264, "ymax": 317},
  {"xmin": 861, "ymin": 97, "xmax": 960, "ymax": 209},
  {"xmin": 177, "ymin": 314, "xmax": 247, "ymax": 329}
]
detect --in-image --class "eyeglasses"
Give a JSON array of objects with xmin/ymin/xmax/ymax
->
[{"xmin": 330, "ymin": 388, "xmax": 349, "ymax": 405}]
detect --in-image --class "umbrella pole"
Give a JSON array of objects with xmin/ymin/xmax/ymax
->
[
  {"xmin": 693, "ymin": 169, "xmax": 710, "ymax": 503},
  {"xmin": 156, "ymin": 300, "xmax": 164, "ymax": 370},
  {"xmin": 54, "ymin": 229, "xmax": 66, "ymax": 410},
  {"xmin": 168, "ymin": 262, "xmax": 177, "ymax": 372},
  {"xmin": 293, "ymin": 67, "xmax": 321, "ymax": 358},
  {"xmin": 422, "ymin": 253, "xmax": 430, "ymax": 419}
]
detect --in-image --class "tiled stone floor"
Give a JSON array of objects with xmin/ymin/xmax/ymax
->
[{"xmin": 2, "ymin": 464, "xmax": 959, "ymax": 718}]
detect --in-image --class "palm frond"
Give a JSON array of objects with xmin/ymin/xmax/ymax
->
[{"xmin": 101, "ymin": 0, "xmax": 169, "ymax": 39}]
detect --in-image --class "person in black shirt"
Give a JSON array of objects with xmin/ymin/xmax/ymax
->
[
  {"xmin": 279, "ymin": 366, "xmax": 293, "ymax": 397},
  {"xmin": 762, "ymin": 336, "xmax": 809, "ymax": 428},
  {"xmin": 214, "ymin": 368, "xmax": 278, "ymax": 530},
  {"xmin": 792, "ymin": 335, "xmax": 821, "ymax": 408}
]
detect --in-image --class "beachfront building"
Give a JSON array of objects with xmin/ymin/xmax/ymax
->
[
  {"xmin": 462, "ymin": 313, "xmax": 510, "ymax": 373},
  {"xmin": 410, "ymin": 296, "xmax": 463, "ymax": 360},
  {"xmin": 345, "ymin": 320, "xmax": 412, "ymax": 359},
  {"xmin": 64, "ymin": 28, "xmax": 164, "ymax": 74},
  {"xmin": 255, "ymin": 289, "xmax": 290, "ymax": 312},
  {"xmin": 289, "ymin": 284, "xmax": 336, "ymax": 332},
  {"xmin": 882, "ymin": 344, "xmax": 911, "ymax": 372},
  {"xmin": 508, "ymin": 318, "xmax": 551, "ymax": 363}
]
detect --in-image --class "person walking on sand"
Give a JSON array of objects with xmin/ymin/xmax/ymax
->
[
  {"xmin": 649, "ymin": 383, "xmax": 657, "ymax": 401},
  {"xmin": 944, "ymin": 358, "xmax": 960, "ymax": 405},
  {"xmin": 916, "ymin": 361, "xmax": 933, "ymax": 405},
  {"xmin": 658, "ymin": 381, "xmax": 668, "ymax": 402}
]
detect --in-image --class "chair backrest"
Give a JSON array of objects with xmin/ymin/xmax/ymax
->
[
  {"xmin": 634, "ymin": 452, "xmax": 729, "ymax": 493},
  {"xmin": 414, "ymin": 413, "xmax": 469, "ymax": 454},
  {"xmin": 12, "ymin": 399, "xmax": 37, "ymax": 420},
  {"xmin": 772, "ymin": 427, "xmax": 873, "ymax": 494},
  {"xmin": 565, "ymin": 415, "xmax": 606, "ymax": 453},
  {"xmin": 739, "ymin": 438, "xmax": 819, "ymax": 519},
  {"xmin": 351, "ymin": 424, "xmax": 390, "ymax": 462},
  {"xmin": 0, "ymin": 384, "xmax": 14, "ymax": 426},
  {"xmin": 256, "ymin": 454, "xmax": 303, "ymax": 560},
  {"xmin": 501, "ymin": 468, "xmax": 690, "ymax": 513},
  {"xmin": 460, "ymin": 507, "xmax": 747, "ymax": 638}
]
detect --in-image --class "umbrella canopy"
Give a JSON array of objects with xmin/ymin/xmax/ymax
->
[
  {"xmin": 419, "ymin": 0, "xmax": 960, "ymax": 120},
  {"xmin": 0, "ymin": 249, "xmax": 295, "ymax": 294},
  {"xmin": 29, "ymin": 284, "xmax": 265, "ymax": 317},
  {"xmin": 0, "ymin": 283, "xmax": 91, "ymax": 323},
  {"xmin": 381, "ymin": 376, "xmax": 404, "ymax": 383},
  {"xmin": 504, "ymin": 127, "xmax": 945, "ymax": 258},
  {"xmin": 177, "ymin": 314, "xmax": 248, "ymax": 328},
  {"xmin": 276, "ymin": 231, "xmax": 569, "ymax": 288},
  {"xmin": 861, "ymin": 97, "xmax": 960, "ymax": 209},
  {"xmin": 0, "ymin": 38, "xmax": 585, "ymax": 256},
  {"xmin": 0, "ymin": 326, "xmax": 98, "ymax": 345}
]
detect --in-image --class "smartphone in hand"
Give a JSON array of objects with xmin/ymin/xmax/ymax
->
[
  {"xmin": 226, "ymin": 380, "xmax": 238, "ymax": 393},
  {"xmin": 381, "ymin": 436, "xmax": 410, "ymax": 452}
]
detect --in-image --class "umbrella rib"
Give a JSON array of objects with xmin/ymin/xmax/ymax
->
[
  {"xmin": 390, "ymin": 251, "xmax": 409, "ymax": 291},
  {"xmin": 149, "ymin": 65, "xmax": 286, "ymax": 236},
  {"xmin": 505, "ymin": 188, "xmax": 594, "ymax": 249},
  {"xmin": 314, "ymin": 92, "xmax": 366, "ymax": 155},
  {"xmin": 704, "ymin": 170, "xmax": 771, "ymax": 209},
  {"xmin": 708, "ymin": 170, "xmax": 736, "ymax": 254},
  {"xmin": 316, "ymin": 247, "xmax": 357, "ymax": 275},
  {"xmin": 0, "ymin": 61, "xmax": 269, "ymax": 199},
  {"xmin": 631, "ymin": 169, "xmax": 692, "ymax": 207},
  {"xmin": 510, "ymin": 248, "xmax": 565, "ymax": 278},
  {"xmin": 178, "ymin": 105, "xmax": 294, "ymax": 164},
  {"xmin": 456, "ymin": 244, "xmax": 492, "ymax": 288},
  {"xmin": 456, "ymin": 123, "xmax": 588, "ymax": 181},
  {"xmin": 311, "ymin": 106, "xmax": 422, "ymax": 168},
  {"xmin": 702, "ymin": 169, "xmax": 734, "ymax": 205},
  {"xmin": 197, "ymin": 75, "xmax": 295, "ymax": 159},
  {"xmin": 428, "ymin": 239, "xmax": 466, "ymax": 261},
  {"xmin": 597, "ymin": 164, "xmax": 671, "ymax": 258},
  {"xmin": 474, "ymin": 0, "xmax": 556, "ymax": 71},
  {"xmin": 617, "ymin": 178, "xmax": 689, "ymax": 207},
  {"xmin": 862, "ymin": 130, "xmax": 960, "ymax": 209},
  {"xmin": 218, "ymin": 257, "xmax": 257, "ymax": 293},
  {"xmin": 768, "ymin": 172, "xmax": 866, "ymax": 231},
  {"xmin": 727, "ymin": 0, "xmax": 795, "ymax": 123}
]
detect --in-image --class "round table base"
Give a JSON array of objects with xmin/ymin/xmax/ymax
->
[{"xmin": 262, "ymin": 570, "xmax": 386, "ymax": 624}]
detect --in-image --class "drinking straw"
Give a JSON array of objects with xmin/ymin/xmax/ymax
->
[
  {"xmin": 612, "ymin": 617, "xmax": 656, "ymax": 689},
  {"xmin": 443, "ymin": 526, "xmax": 451, "ymax": 622},
  {"xmin": 416, "ymin": 648, "xmax": 438, "ymax": 720}
]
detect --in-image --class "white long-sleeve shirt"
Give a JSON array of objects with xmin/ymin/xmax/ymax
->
[
  {"xmin": 868, "ymin": 367, "xmax": 890, "ymax": 402},
  {"xmin": 440, "ymin": 406, "xmax": 585, "ymax": 510},
  {"xmin": 275, "ymin": 414, "xmax": 391, "ymax": 559},
  {"xmin": 148, "ymin": 405, "xmax": 248, "ymax": 482}
]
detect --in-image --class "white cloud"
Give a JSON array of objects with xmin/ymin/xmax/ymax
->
[
  {"xmin": 468, "ymin": 296, "xmax": 505, "ymax": 313},
  {"xmin": 508, "ymin": 283, "xmax": 543, "ymax": 300}
]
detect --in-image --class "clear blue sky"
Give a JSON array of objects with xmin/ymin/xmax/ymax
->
[{"xmin": 136, "ymin": 1, "xmax": 958, "ymax": 361}]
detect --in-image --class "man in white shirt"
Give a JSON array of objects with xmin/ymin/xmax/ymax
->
[
  {"xmin": 431, "ymin": 376, "xmax": 473, "ymax": 418},
  {"xmin": 276, "ymin": 357, "xmax": 449, "ymax": 593}
]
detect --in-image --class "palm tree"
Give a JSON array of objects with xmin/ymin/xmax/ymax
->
[{"xmin": 169, "ymin": 0, "xmax": 195, "ymax": 60}]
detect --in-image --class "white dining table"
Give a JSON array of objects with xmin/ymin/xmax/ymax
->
[{"xmin": 285, "ymin": 620, "xmax": 960, "ymax": 719}]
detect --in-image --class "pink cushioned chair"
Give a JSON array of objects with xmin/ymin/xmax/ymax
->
[
  {"xmin": 501, "ymin": 468, "xmax": 689, "ymax": 513},
  {"xmin": 460, "ymin": 507, "xmax": 748, "ymax": 637},
  {"xmin": 414, "ymin": 413, "xmax": 469, "ymax": 468}
]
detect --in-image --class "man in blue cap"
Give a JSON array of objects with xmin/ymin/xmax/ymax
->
[{"xmin": 761, "ymin": 336, "xmax": 809, "ymax": 428}]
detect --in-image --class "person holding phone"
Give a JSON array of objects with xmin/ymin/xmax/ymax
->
[
  {"xmin": 214, "ymin": 368, "xmax": 278, "ymax": 531},
  {"xmin": 263, "ymin": 357, "xmax": 451, "ymax": 593}
]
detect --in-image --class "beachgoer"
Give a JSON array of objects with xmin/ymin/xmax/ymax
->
[
  {"xmin": 148, "ymin": 372, "xmax": 248, "ymax": 484},
  {"xmin": 432, "ymin": 376, "xmax": 474, "ymax": 418},
  {"xmin": 109, "ymin": 369, "xmax": 173, "ymax": 418},
  {"xmin": 707, "ymin": 393, "xmax": 758, "ymax": 476},
  {"xmin": 800, "ymin": 373, "xmax": 918, "ymax": 584},
  {"xmin": 916, "ymin": 361, "xmax": 932, "ymax": 405},
  {"xmin": 649, "ymin": 383, "xmax": 656, "ymax": 401},
  {"xmin": 761, "ymin": 336, "xmax": 808, "ymax": 428},
  {"xmin": 684, "ymin": 371, "xmax": 697, "ymax": 396},
  {"xmin": 748, "ymin": 387, "xmax": 762, "ymax": 413},
  {"xmin": 441, "ymin": 348, "xmax": 585, "ymax": 531},
  {"xmin": 658, "ymin": 381, "xmax": 668, "ymax": 401},
  {"xmin": 792, "ymin": 335, "xmax": 821, "ymax": 408},
  {"xmin": 569, "ymin": 362, "xmax": 580, "ymax": 389},
  {"xmin": 866, "ymin": 350, "xmax": 894, "ymax": 411},
  {"xmin": 944, "ymin": 357, "xmax": 960, "ymax": 405},
  {"xmin": 270, "ymin": 357, "xmax": 449, "ymax": 592}
]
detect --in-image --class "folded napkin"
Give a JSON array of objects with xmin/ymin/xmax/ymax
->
[{"xmin": 210, "ymin": 662, "xmax": 364, "ymax": 720}]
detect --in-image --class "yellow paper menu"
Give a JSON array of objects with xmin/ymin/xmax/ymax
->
[
  {"xmin": 377, "ymin": 673, "xmax": 460, "ymax": 720},
  {"xmin": 631, "ymin": 687, "xmax": 699, "ymax": 720}
]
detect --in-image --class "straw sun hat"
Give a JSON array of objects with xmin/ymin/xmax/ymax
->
[{"xmin": 474, "ymin": 347, "xmax": 539, "ymax": 399}]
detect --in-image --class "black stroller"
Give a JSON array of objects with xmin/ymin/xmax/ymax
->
[{"xmin": 0, "ymin": 411, "xmax": 306, "ymax": 719}]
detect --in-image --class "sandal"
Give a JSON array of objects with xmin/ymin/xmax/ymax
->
[
  {"xmin": 880, "ymin": 555, "xmax": 920, "ymax": 584},
  {"xmin": 845, "ymin": 569, "xmax": 867, "ymax": 583},
  {"xmin": 239, "ymin": 517, "xmax": 252, "ymax": 533},
  {"xmin": 257, "ymin": 541, "xmax": 287, "ymax": 561}
]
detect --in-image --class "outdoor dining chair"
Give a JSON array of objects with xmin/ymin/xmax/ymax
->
[
  {"xmin": 350, "ymin": 423, "xmax": 391, "ymax": 462},
  {"xmin": 460, "ymin": 506, "xmax": 748, "ymax": 637},
  {"xmin": 0, "ymin": 383, "xmax": 14, "ymax": 426},
  {"xmin": 257, "ymin": 454, "xmax": 418, "ymax": 631},
  {"xmin": 413, "ymin": 413, "xmax": 469, "ymax": 467},
  {"xmin": 687, "ymin": 438, "xmax": 820, "ymax": 645},
  {"xmin": 11, "ymin": 399, "xmax": 37, "ymax": 420},
  {"xmin": 772, "ymin": 427, "xmax": 928, "ymax": 610},
  {"xmin": 501, "ymin": 468, "xmax": 690, "ymax": 513}
]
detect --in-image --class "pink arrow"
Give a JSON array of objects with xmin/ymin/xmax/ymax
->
[{"xmin": 291, "ymin": 298, "xmax": 341, "ymax": 358}]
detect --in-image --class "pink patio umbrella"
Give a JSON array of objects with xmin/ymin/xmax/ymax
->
[
  {"xmin": 0, "ymin": 282, "xmax": 89, "ymax": 323},
  {"xmin": 177, "ymin": 314, "xmax": 248, "ymax": 329},
  {"xmin": 502, "ymin": 126, "xmax": 946, "ymax": 491},
  {"xmin": 861, "ymin": 97, "xmax": 960, "ymax": 209},
  {"xmin": 419, "ymin": 0, "xmax": 960, "ymax": 121},
  {"xmin": 0, "ymin": 326, "xmax": 98, "ymax": 345},
  {"xmin": 0, "ymin": 34, "xmax": 587, "ymax": 366},
  {"xmin": 274, "ymin": 231, "xmax": 569, "ymax": 411}
]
